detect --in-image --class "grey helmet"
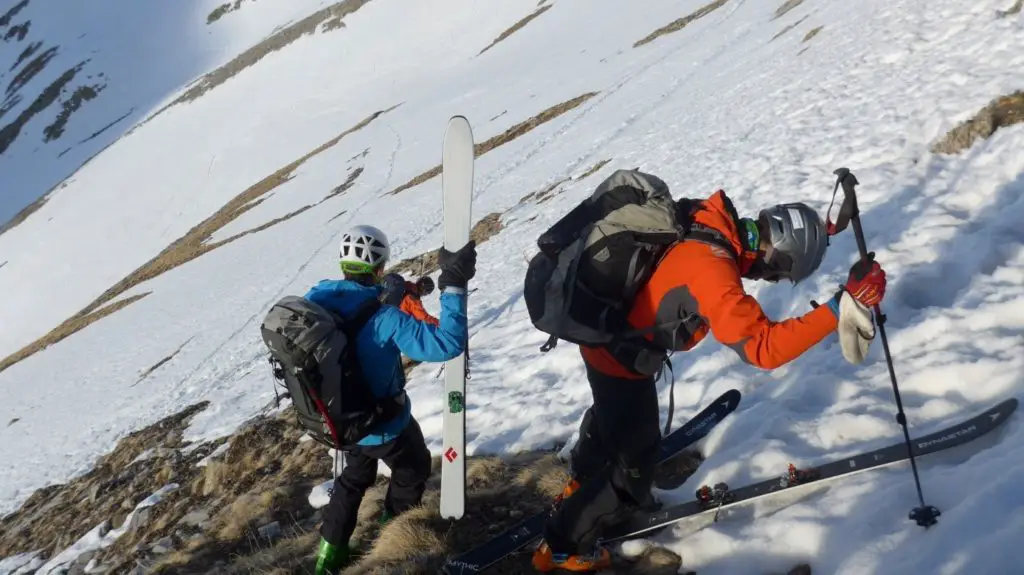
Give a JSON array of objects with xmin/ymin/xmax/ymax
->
[{"xmin": 757, "ymin": 202, "xmax": 828, "ymax": 284}]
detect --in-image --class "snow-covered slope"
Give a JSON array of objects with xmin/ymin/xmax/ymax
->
[{"xmin": 2, "ymin": 0, "xmax": 1024, "ymax": 572}]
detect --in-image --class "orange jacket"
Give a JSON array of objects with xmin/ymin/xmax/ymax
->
[
  {"xmin": 399, "ymin": 282, "xmax": 439, "ymax": 326},
  {"xmin": 581, "ymin": 190, "xmax": 838, "ymax": 379}
]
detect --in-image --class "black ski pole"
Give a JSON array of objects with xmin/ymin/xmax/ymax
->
[{"xmin": 828, "ymin": 167, "xmax": 940, "ymax": 528}]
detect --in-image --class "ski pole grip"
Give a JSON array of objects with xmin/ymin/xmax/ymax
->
[{"xmin": 832, "ymin": 167, "xmax": 870, "ymax": 259}]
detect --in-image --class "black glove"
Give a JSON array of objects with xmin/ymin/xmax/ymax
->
[
  {"xmin": 438, "ymin": 240, "xmax": 477, "ymax": 291},
  {"xmin": 379, "ymin": 273, "xmax": 406, "ymax": 306}
]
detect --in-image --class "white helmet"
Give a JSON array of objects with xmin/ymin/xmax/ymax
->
[{"xmin": 339, "ymin": 225, "xmax": 390, "ymax": 274}]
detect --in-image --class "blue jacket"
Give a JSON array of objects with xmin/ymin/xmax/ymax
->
[{"xmin": 304, "ymin": 279, "xmax": 468, "ymax": 446}]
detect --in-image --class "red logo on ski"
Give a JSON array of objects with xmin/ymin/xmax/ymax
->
[{"xmin": 445, "ymin": 447, "xmax": 459, "ymax": 462}]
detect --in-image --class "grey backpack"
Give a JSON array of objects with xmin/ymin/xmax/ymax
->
[
  {"xmin": 260, "ymin": 295, "xmax": 398, "ymax": 448},
  {"xmin": 523, "ymin": 169, "xmax": 734, "ymax": 355}
]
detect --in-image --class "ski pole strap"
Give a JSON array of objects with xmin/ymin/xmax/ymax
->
[
  {"xmin": 663, "ymin": 358, "xmax": 675, "ymax": 436},
  {"xmin": 540, "ymin": 334, "xmax": 559, "ymax": 352}
]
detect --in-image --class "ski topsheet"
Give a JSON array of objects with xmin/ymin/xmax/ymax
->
[
  {"xmin": 605, "ymin": 397, "xmax": 1018, "ymax": 542},
  {"xmin": 440, "ymin": 389, "xmax": 742, "ymax": 574},
  {"xmin": 440, "ymin": 116, "xmax": 475, "ymax": 521}
]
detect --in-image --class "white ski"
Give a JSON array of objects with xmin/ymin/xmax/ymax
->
[{"xmin": 440, "ymin": 115, "xmax": 474, "ymax": 520}]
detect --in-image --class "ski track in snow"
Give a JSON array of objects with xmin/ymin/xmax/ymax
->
[{"xmin": 2, "ymin": 0, "xmax": 1024, "ymax": 572}]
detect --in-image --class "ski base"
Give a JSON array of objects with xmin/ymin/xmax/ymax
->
[
  {"xmin": 440, "ymin": 115, "xmax": 475, "ymax": 521},
  {"xmin": 605, "ymin": 397, "xmax": 1017, "ymax": 542}
]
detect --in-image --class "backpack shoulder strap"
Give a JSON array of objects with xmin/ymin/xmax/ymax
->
[{"xmin": 685, "ymin": 223, "xmax": 738, "ymax": 260}]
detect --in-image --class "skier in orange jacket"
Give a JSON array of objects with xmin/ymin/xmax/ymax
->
[
  {"xmin": 383, "ymin": 273, "xmax": 439, "ymax": 326},
  {"xmin": 533, "ymin": 184, "xmax": 887, "ymax": 573}
]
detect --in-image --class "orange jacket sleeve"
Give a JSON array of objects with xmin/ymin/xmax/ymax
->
[
  {"xmin": 679, "ymin": 243, "xmax": 838, "ymax": 369},
  {"xmin": 400, "ymin": 294, "xmax": 440, "ymax": 326}
]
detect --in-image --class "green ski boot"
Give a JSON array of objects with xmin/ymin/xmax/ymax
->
[{"xmin": 315, "ymin": 537, "xmax": 351, "ymax": 575}]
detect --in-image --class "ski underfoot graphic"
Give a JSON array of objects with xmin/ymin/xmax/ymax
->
[{"xmin": 440, "ymin": 389, "xmax": 742, "ymax": 574}]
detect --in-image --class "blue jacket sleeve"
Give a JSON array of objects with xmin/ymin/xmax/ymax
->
[{"xmin": 373, "ymin": 289, "xmax": 468, "ymax": 362}]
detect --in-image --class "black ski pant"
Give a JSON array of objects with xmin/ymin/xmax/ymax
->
[
  {"xmin": 320, "ymin": 417, "xmax": 432, "ymax": 546},
  {"xmin": 543, "ymin": 362, "xmax": 661, "ymax": 555}
]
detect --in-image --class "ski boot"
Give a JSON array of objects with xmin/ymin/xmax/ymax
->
[
  {"xmin": 532, "ymin": 541, "xmax": 611, "ymax": 573},
  {"xmin": 552, "ymin": 478, "xmax": 581, "ymax": 508},
  {"xmin": 314, "ymin": 537, "xmax": 352, "ymax": 575}
]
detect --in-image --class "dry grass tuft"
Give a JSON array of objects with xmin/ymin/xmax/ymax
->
[
  {"xmin": 774, "ymin": 0, "xmax": 807, "ymax": 19},
  {"xmin": 633, "ymin": 0, "xmax": 729, "ymax": 48},
  {"xmin": 931, "ymin": 91, "xmax": 1024, "ymax": 155},
  {"xmin": 174, "ymin": 0, "xmax": 371, "ymax": 108},
  {"xmin": 388, "ymin": 92, "xmax": 598, "ymax": 195},
  {"xmin": 770, "ymin": 15, "xmax": 808, "ymax": 42},
  {"xmin": 0, "ymin": 402, "xmax": 211, "ymax": 560},
  {"xmin": 134, "ymin": 337, "xmax": 193, "ymax": 385},
  {"xmin": 802, "ymin": 25, "xmax": 823, "ymax": 42},
  {"xmin": 0, "ymin": 0, "xmax": 30, "ymax": 28},
  {"xmin": 518, "ymin": 158, "xmax": 612, "ymax": 205},
  {"xmin": 3, "ymin": 391, "xmax": 707, "ymax": 573},
  {"xmin": 478, "ymin": 4, "xmax": 553, "ymax": 56},
  {"xmin": 1, "ymin": 60, "xmax": 86, "ymax": 155},
  {"xmin": 386, "ymin": 212, "xmax": 504, "ymax": 278},
  {"xmin": 0, "ymin": 107, "xmax": 392, "ymax": 375},
  {"xmin": 0, "ymin": 292, "xmax": 150, "ymax": 373},
  {"xmin": 206, "ymin": 0, "xmax": 251, "ymax": 24}
]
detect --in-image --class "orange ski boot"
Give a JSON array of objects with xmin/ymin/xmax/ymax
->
[
  {"xmin": 552, "ymin": 478, "xmax": 581, "ymax": 507},
  {"xmin": 531, "ymin": 541, "xmax": 611, "ymax": 573}
]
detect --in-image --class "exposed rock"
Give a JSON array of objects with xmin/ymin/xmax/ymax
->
[
  {"xmin": 150, "ymin": 536, "xmax": 174, "ymax": 554},
  {"xmin": 257, "ymin": 521, "xmax": 282, "ymax": 541}
]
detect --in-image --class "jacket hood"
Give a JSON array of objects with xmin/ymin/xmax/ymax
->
[
  {"xmin": 691, "ymin": 190, "xmax": 758, "ymax": 275},
  {"xmin": 305, "ymin": 279, "xmax": 381, "ymax": 315}
]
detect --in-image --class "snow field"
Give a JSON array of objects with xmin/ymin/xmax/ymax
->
[{"xmin": 1, "ymin": 0, "xmax": 1023, "ymax": 572}]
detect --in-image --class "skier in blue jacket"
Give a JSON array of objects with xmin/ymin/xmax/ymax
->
[{"xmin": 308, "ymin": 224, "xmax": 477, "ymax": 574}]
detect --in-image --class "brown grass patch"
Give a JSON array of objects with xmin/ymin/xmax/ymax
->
[
  {"xmin": 932, "ymin": 91, "xmax": 1024, "ymax": 155},
  {"xmin": 5, "ymin": 45, "xmax": 53, "ymax": 97},
  {"xmin": 1, "ymin": 388, "xmax": 706, "ymax": 573},
  {"xmin": 323, "ymin": 166, "xmax": 363, "ymax": 203},
  {"xmin": 0, "ymin": 402, "xmax": 212, "ymax": 560},
  {"xmin": 802, "ymin": 25, "xmax": 823, "ymax": 42},
  {"xmin": 478, "ymin": 4, "xmax": 553, "ymax": 56},
  {"xmin": 134, "ymin": 337, "xmax": 193, "ymax": 386},
  {"xmin": 1, "ymin": 60, "xmax": 85, "ymax": 155},
  {"xmin": 998, "ymin": 0, "xmax": 1023, "ymax": 17},
  {"xmin": 9, "ymin": 38, "xmax": 40, "ymax": 71},
  {"xmin": 322, "ymin": 16, "xmax": 346, "ymax": 32},
  {"xmin": 0, "ymin": 107, "xmax": 391, "ymax": 375},
  {"xmin": 518, "ymin": 158, "xmax": 612, "ymax": 205},
  {"xmin": 206, "ymin": 0, "xmax": 251, "ymax": 24},
  {"xmin": 633, "ymin": 0, "xmax": 729, "ymax": 48},
  {"xmin": 3, "ymin": 20, "xmax": 28, "ymax": 42},
  {"xmin": 386, "ymin": 212, "xmax": 504, "ymax": 278},
  {"xmin": 388, "ymin": 92, "xmax": 598, "ymax": 196},
  {"xmin": 0, "ymin": 182, "xmax": 54, "ymax": 235},
  {"xmin": 0, "ymin": 0, "xmax": 29, "ymax": 28},
  {"xmin": 770, "ymin": 15, "xmax": 808, "ymax": 42},
  {"xmin": 43, "ymin": 82, "xmax": 105, "ymax": 142},
  {"xmin": 170, "ymin": 0, "xmax": 370, "ymax": 110},
  {"xmin": 0, "ymin": 291, "xmax": 150, "ymax": 373},
  {"xmin": 774, "ymin": 0, "xmax": 807, "ymax": 19}
]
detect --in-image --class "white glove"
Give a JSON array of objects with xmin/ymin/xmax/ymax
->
[{"xmin": 837, "ymin": 291, "xmax": 875, "ymax": 364}]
